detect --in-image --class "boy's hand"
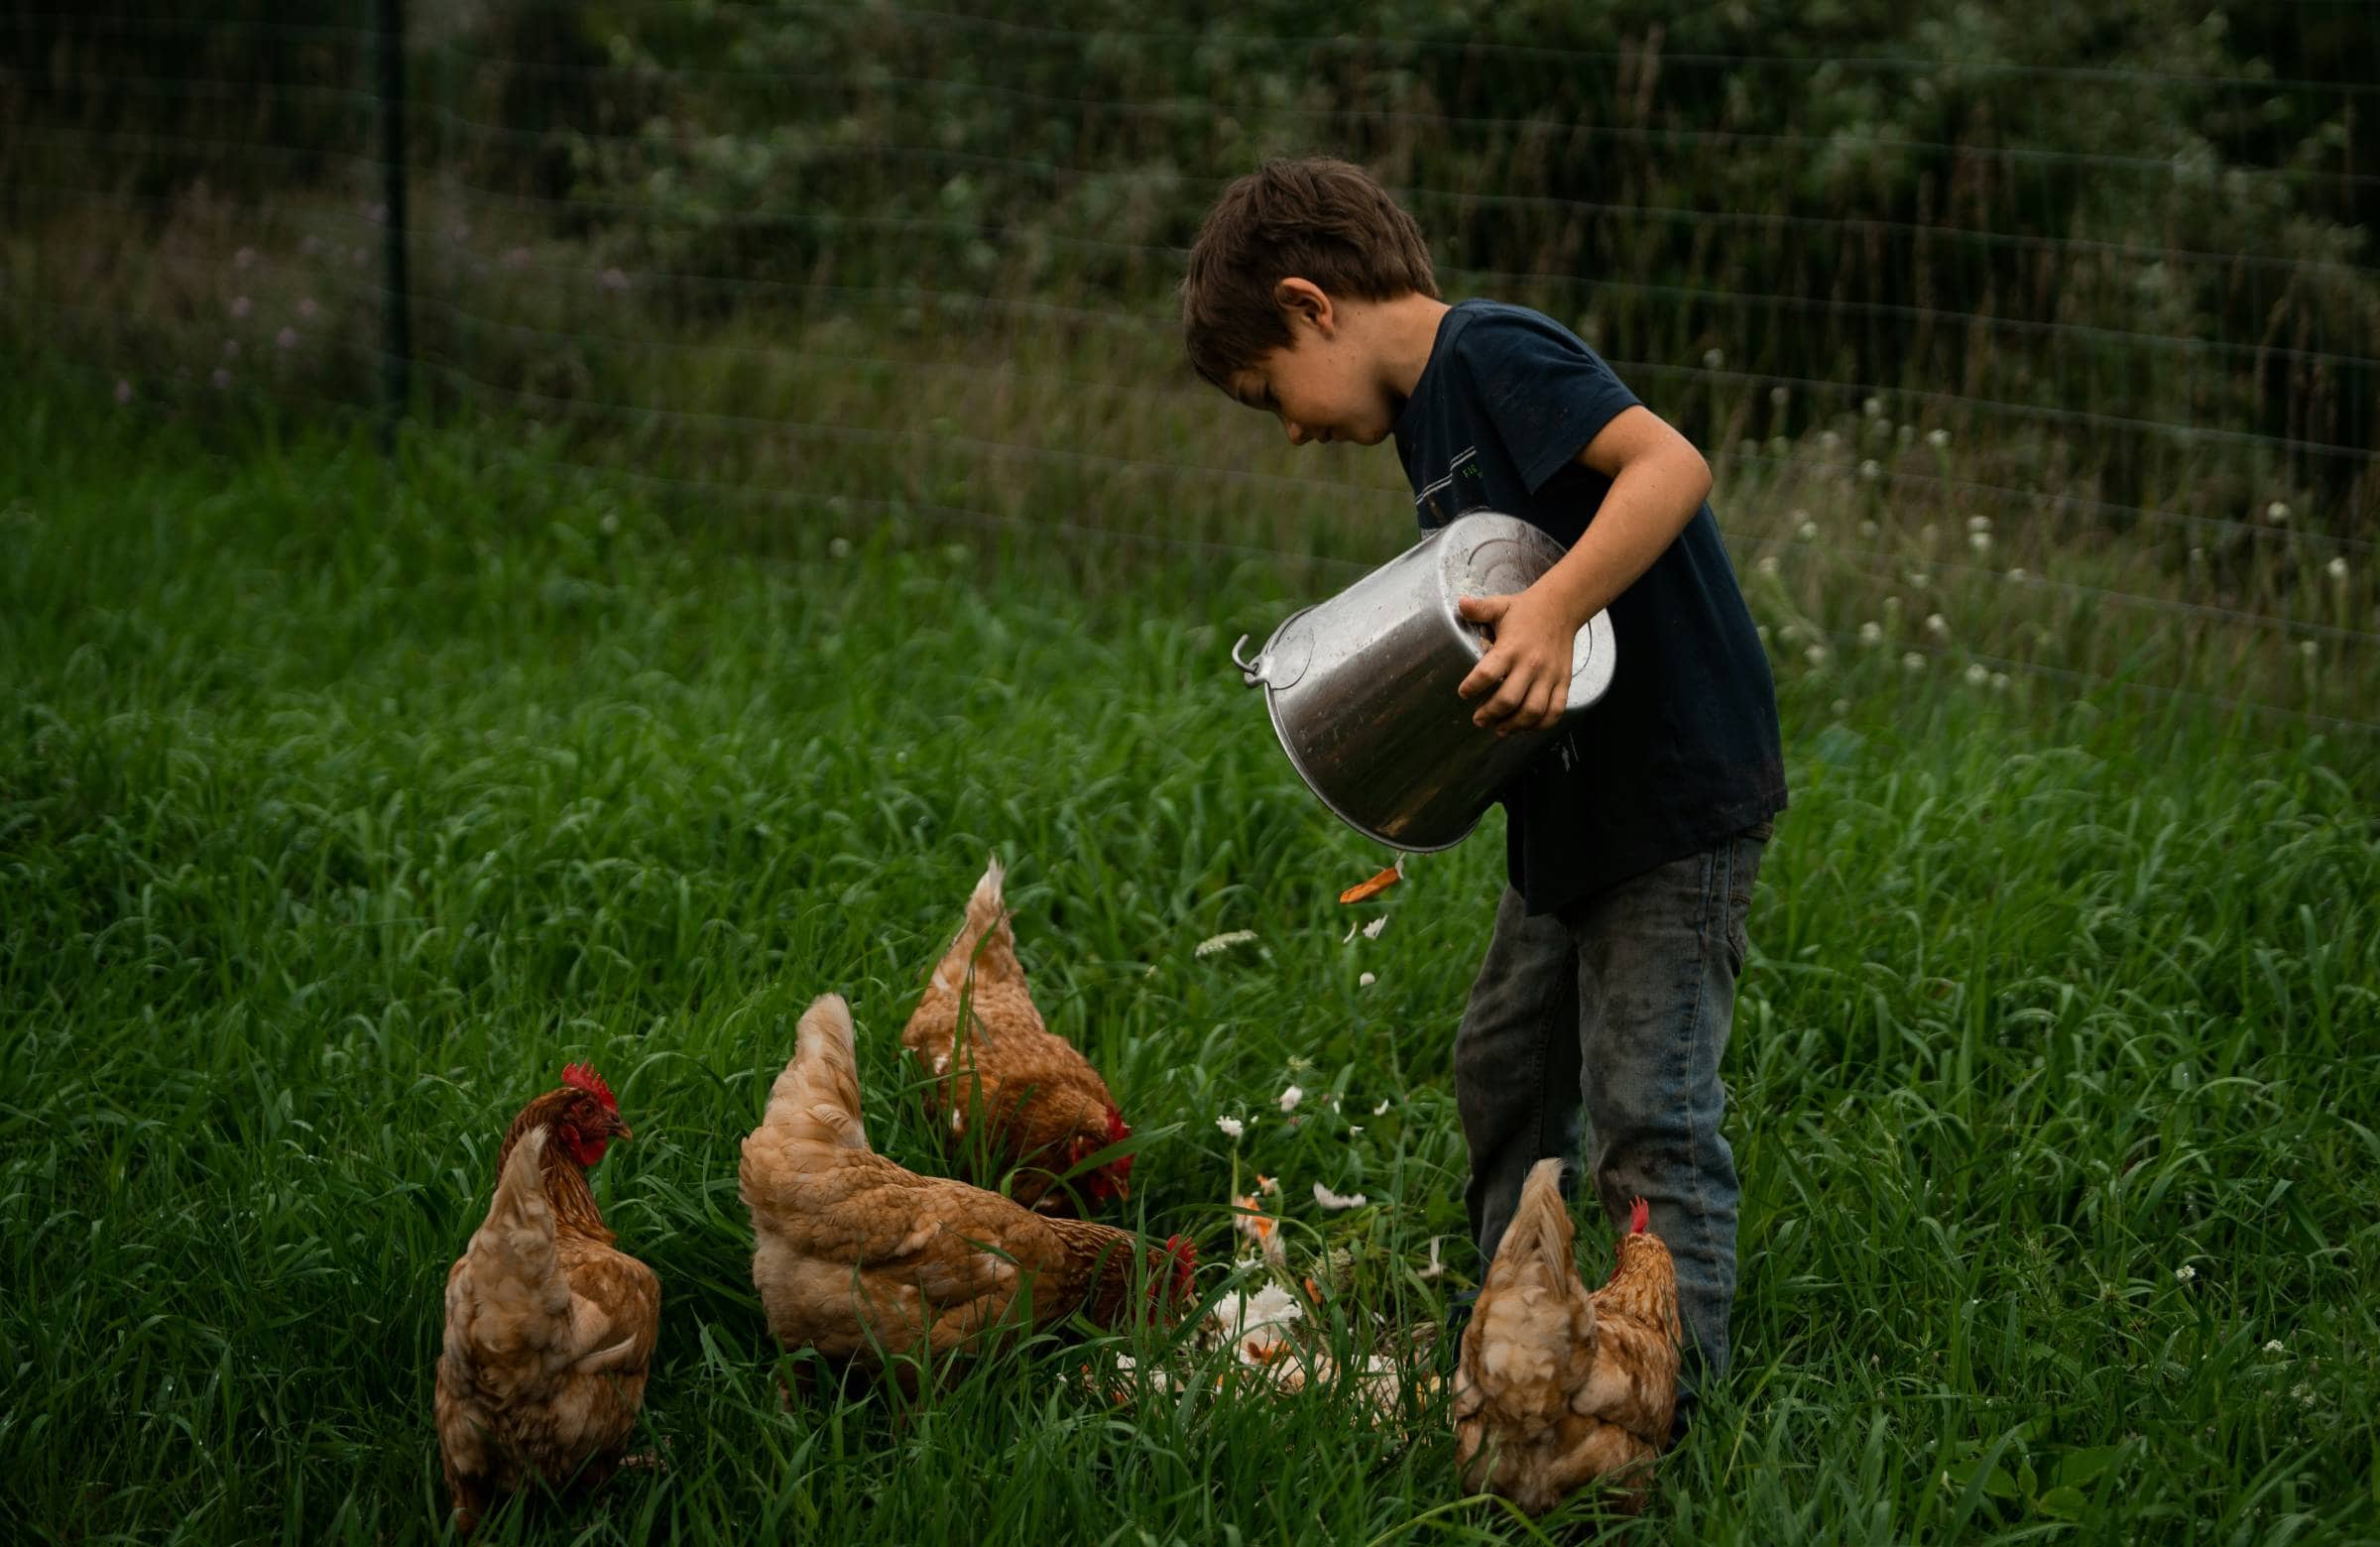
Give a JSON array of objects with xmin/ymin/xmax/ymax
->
[{"xmin": 1457, "ymin": 589, "xmax": 1576, "ymax": 735}]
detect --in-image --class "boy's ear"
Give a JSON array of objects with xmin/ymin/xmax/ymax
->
[{"xmin": 1272, "ymin": 278, "xmax": 1336, "ymax": 339}]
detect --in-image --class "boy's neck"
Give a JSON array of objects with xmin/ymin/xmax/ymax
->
[{"xmin": 1361, "ymin": 293, "xmax": 1452, "ymax": 405}]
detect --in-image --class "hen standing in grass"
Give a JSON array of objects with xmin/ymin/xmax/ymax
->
[
  {"xmin": 435, "ymin": 1066, "xmax": 658, "ymax": 1535},
  {"xmin": 1453, "ymin": 1158, "xmax": 1681, "ymax": 1516},
  {"xmin": 900, "ymin": 856, "xmax": 1135, "ymax": 1213},
  {"xmin": 744, "ymin": 993, "xmax": 1194, "ymax": 1376}
]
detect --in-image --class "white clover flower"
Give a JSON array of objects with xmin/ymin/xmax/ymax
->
[
  {"xmin": 1313, "ymin": 1181, "xmax": 1368, "ymax": 1211},
  {"xmin": 2190, "ymin": 546, "xmax": 2207, "ymax": 565},
  {"xmin": 1821, "ymin": 430, "xmax": 1843, "ymax": 451},
  {"xmin": 2327, "ymin": 556, "xmax": 2349, "ymax": 582},
  {"xmin": 1859, "ymin": 520, "xmax": 1879, "ymax": 539},
  {"xmin": 230, "ymin": 295, "xmax": 252, "ymax": 318},
  {"xmin": 1859, "ymin": 458, "xmax": 1882, "ymax": 481},
  {"xmin": 1903, "ymin": 652, "xmax": 1926, "ymax": 672},
  {"xmin": 1968, "ymin": 532, "xmax": 1992, "ymax": 554},
  {"xmin": 1195, "ymin": 930, "xmax": 1256, "ymax": 957},
  {"xmin": 1858, "ymin": 621, "xmax": 1883, "ymax": 646},
  {"xmin": 1804, "ymin": 645, "xmax": 1828, "ymax": 667},
  {"xmin": 1756, "ymin": 625, "xmax": 1771, "ymax": 643},
  {"xmin": 828, "ymin": 536, "xmax": 853, "ymax": 559},
  {"xmin": 1863, "ymin": 396, "xmax": 1884, "ymax": 417},
  {"xmin": 1926, "ymin": 613, "xmax": 1950, "ymax": 639},
  {"xmin": 1927, "ymin": 427, "xmax": 1951, "ymax": 449},
  {"xmin": 1703, "ymin": 347, "xmax": 1725, "ymax": 369},
  {"xmin": 1216, "ymin": 1116, "xmax": 1245, "ymax": 1139},
  {"xmin": 1966, "ymin": 515, "xmax": 1992, "ymax": 533},
  {"xmin": 1769, "ymin": 386, "xmax": 1790, "ymax": 407},
  {"xmin": 1883, "ymin": 594, "xmax": 1903, "ymax": 615},
  {"xmin": 1363, "ymin": 916, "xmax": 1387, "ymax": 940},
  {"xmin": 1756, "ymin": 554, "xmax": 1781, "ymax": 577},
  {"xmin": 2263, "ymin": 1339, "xmax": 2286, "ymax": 1355},
  {"xmin": 1373, "ymin": 1099, "xmax": 1390, "ymax": 1116},
  {"xmin": 2296, "ymin": 1382, "xmax": 2317, "ymax": 1407},
  {"xmin": 1278, "ymin": 1085, "xmax": 1304, "ymax": 1114},
  {"xmin": 1990, "ymin": 672, "xmax": 2009, "ymax": 692},
  {"xmin": 1897, "ymin": 423, "xmax": 1916, "ymax": 445},
  {"xmin": 1799, "ymin": 520, "xmax": 1820, "ymax": 542},
  {"xmin": 2267, "ymin": 501, "xmax": 2291, "ymax": 523},
  {"xmin": 2174, "ymin": 1264, "xmax": 2197, "ymax": 1283},
  {"xmin": 1831, "ymin": 697, "xmax": 1850, "ymax": 717},
  {"xmin": 1779, "ymin": 624, "xmax": 1803, "ymax": 645},
  {"xmin": 2007, "ymin": 567, "xmax": 2027, "ymax": 582},
  {"xmin": 2300, "ymin": 640, "xmax": 2319, "ymax": 658},
  {"xmin": 1965, "ymin": 663, "xmax": 1988, "ymax": 686},
  {"xmin": 276, "ymin": 326, "xmax": 298, "ymax": 350},
  {"xmin": 1358, "ymin": 972, "xmax": 1376, "ymax": 988}
]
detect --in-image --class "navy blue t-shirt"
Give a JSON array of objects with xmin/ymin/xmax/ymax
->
[{"xmin": 1392, "ymin": 299, "xmax": 1786, "ymax": 913}]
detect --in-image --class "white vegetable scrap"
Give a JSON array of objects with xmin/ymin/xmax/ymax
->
[
  {"xmin": 1196, "ymin": 930, "xmax": 1257, "ymax": 957},
  {"xmin": 1313, "ymin": 1181, "xmax": 1369, "ymax": 1211}
]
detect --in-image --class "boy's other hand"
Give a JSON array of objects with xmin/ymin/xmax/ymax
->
[{"xmin": 1457, "ymin": 590, "xmax": 1576, "ymax": 736}]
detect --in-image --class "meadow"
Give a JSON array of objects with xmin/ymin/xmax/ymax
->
[{"xmin": 2, "ymin": 377, "xmax": 2376, "ymax": 1544}]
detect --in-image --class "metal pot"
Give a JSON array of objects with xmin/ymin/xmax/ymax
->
[{"xmin": 1233, "ymin": 511, "xmax": 1616, "ymax": 852}]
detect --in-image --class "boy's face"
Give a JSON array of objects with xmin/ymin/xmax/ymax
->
[{"xmin": 1226, "ymin": 332, "xmax": 1396, "ymax": 448}]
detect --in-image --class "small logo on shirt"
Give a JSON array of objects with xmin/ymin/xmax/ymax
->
[{"xmin": 1414, "ymin": 445, "xmax": 1480, "ymax": 527}]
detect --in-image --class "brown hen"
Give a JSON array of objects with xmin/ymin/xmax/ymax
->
[
  {"xmin": 744, "ymin": 993, "xmax": 1194, "ymax": 1377},
  {"xmin": 1453, "ymin": 1158, "xmax": 1681, "ymax": 1517},
  {"xmin": 435, "ymin": 1067, "xmax": 658, "ymax": 1535},
  {"xmin": 900, "ymin": 856, "xmax": 1132, "ymax": 1213}
]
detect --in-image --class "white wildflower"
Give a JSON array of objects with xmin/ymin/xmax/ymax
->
[
  {"xmin": 828, "ymin": 536, "xmax": 852, "ymax": 559},
  {"xmin": 1832, "ymin": 697, "xmax": 1850, "ymax": 717},
  {"xmin": 2266, "ymin": 501, "xmax": 2291, "ymax": 523},
  {"xmin": 1903, "ymin": 652, "xmax": 1926, "ymax": 672},
  {"xmin": 1195, "ymin": 930, "xmax": 1256, "ymax": 957},
  {"xmin": 1927, "ymin": 427, "xmax": 1951, "ymax": 449},
  {"xmin": 1703, "ymin": 347, "xmax": 1724, "ymax": 370},
  {"xmin": 1278, "ymin": 1085, "xmax": 1304, "ymax": 1114},
  {"xmin": 1799, "ymin": 520, "xmax": 1820, "ymax": 542},
  {"xmin": 1990, "ymin": 672, "xmax": 2009, "ymax": 692},
  {"xmin": 1859, "ymin": 622, "xmax": 1883, "ymax": 646},
  {"xmin": 1756, "ymin": 625, "xmax": 1771, "ymax": 643},
  {"xmin": 1363, "ymin": 916, "xmax": 1387, "ymax": 940},
  {"xmin": 2327, "ymin": 556, "xmax": 2349, "ymax": 582},
  {"xmin": 1313, "ymin": 1181, "xmax": 1368, "ymax": 1211},
  {"xmin": 1897, "ymin": 422, "xmax": 1915, "ymax": 445},
  {"xmin": 1216, "ymin": 1116, "xmax": 1245, "ymax": 1139},
  {"xmin": 1863, "ymin": 396, "xmax": 1884, "ymax": 417},
  {"xmin": 1769, "ymin": 386, "xmax": 1789, "ymax": 407},
  {"xmin": 1804, "ymin": 645, "xmax": 1828, "ymax": 667},
  {"xmin": 1358, "ymin": 972, "xmax": 1375, "ymax": 988},
  {"xmin": 1821, "ymin": 430, "xmax": 1843, "ymax": 451},
  {"xmin": 1859, "ymin": 520, "xmax": 1879, "ymax": 539},
  {"xmin": 2300, "ymin": 640, "xmax": 2319, "ymax": 659},
  {"xmin": 1859, "ymin": 458, "xmax": 1882, "ymax": 481},
  {"xmin": 2263, "ymin": 1339, "xmax": 2286, "ymax": 1355},
  {"xmin": 1968, "ymin": 532, "xmax": 1992, "ymax": 555},
  {"xmin": 2007, "ymin": 567, "xmax": 2027, "ymax": 582},
  {"xmin": 2296, "ymin": 1382, "xmax": 2316, "ymax": 1407},
  {"xmin": 1926, "ymin": 613, "xmax": 1949, "ymax": 640},
  {"xmin": 1756, "ymin": 554, "xmax": 1780, "ymax": 577},
  {"xmin": 2190, "ymin": 546, "xmax": 2207, "ymax": 566},
  {"xmin": 2174, "ymin": 1264, "xmax": 2197, "ymax": 1283},
  {"xmin": 1966, "ymin": 515, "xmax": 1992, "ymax": 533},
  {"xmin": 1373, "ymin": 1099, "xmax": 1390, "ymax": 1116},
  {"xmin": 1965, "ymin": 663, "xmax": 1988, "ymax": 686}
]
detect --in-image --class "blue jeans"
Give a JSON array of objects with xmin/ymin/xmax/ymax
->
[{"xmin": 1453, "ymin": 822, "xmax": 1768, "ymax": 1408}]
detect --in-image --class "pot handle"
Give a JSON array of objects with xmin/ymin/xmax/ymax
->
[{"xmin": 1232, "ymin": 633, "xmax": 1264, "ymax": 686}]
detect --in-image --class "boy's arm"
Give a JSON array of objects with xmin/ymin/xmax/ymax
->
[{"xmin": 1456, "ymin": 406, "xmax": 1713, "ymax": 735}]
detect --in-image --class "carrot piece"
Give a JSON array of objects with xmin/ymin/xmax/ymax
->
[{"xmin": 1338, "ymin": 864, "xmax": 1403, "ymax": 904}]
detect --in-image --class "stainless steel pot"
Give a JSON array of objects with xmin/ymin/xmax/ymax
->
[{"xmin": 1233, "ymin": 511, "xmax": 1617, "ymax": 852}]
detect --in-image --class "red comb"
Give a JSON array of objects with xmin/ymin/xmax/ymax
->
[
  {"xmin": 561, "ymin": 1063, "xmax": 618, "ymax": 1112},
  {"xmin": 1628, "ymin": 1198, "xmax": 1649, "ymax": 1236}
]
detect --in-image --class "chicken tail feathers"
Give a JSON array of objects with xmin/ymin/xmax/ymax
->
[
  {"xmin": 1504, "ymin": 1158, "xmax": 1579, "ymax": 1281},
  {"xmin": 932, "ymin": 855, "xmax": 1019, "ymax": 995},
  {"xmin": 759, "ymin": 992, "xmax": 871, "ymax": 1152}
]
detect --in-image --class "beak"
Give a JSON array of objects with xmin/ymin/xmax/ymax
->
[{"xmin": 612, "ymin": 1117, "xmax": 635, "ymax": 1142}]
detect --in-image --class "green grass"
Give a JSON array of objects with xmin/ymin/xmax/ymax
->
[{"xmin": 2, "ymin": 385, "xmax": 2376, "ymax": 1545}]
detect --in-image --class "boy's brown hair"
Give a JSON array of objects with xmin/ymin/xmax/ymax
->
[{"xmin": 1181, "ymin": 157, "xmax": 1439, "ymax": 389}]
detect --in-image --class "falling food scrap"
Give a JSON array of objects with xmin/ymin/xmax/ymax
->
[{"xmin": 1338, "ymin": 857, "xmax": 1406, "ymax": 904}]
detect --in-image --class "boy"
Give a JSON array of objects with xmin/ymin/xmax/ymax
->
[{"xmin": 1182, "ymin": 158, "xmax": 1784, "ymax": 1434}]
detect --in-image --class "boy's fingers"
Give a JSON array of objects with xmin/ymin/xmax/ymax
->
[
  {"xmin": 1457, "ymin": 653, "xmax": 1508, "ymax": 701},
  {"xmin": 1457, "ymin": 593, "xmax": 1507, "ymax": 624}
]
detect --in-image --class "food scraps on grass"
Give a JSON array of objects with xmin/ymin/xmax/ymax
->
[{"xmin": 1338, "ymin": 858, "xmax": 1406, "ymax": 905}]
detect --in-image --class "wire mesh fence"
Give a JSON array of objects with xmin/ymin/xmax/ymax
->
[{"xmin": 5, "ymin": 2, "xmax": 2376, "ymax": 735}]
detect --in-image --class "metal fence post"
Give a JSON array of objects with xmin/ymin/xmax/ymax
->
[{"xmin": 378, "ymin": 0, "xmax": 411, "ymax": 452}]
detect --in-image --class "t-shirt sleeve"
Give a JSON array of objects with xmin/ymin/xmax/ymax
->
[{"xmin": 1457, "ymin": 313, "xmax": 1642, "ymax": 495}]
